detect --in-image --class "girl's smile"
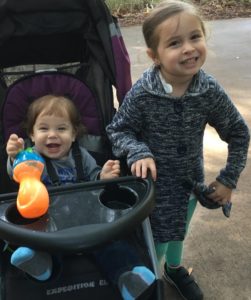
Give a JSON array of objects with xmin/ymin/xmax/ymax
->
[{"xmin": 180, "ymin": 56, "xmax": 199, "ymax": 65}]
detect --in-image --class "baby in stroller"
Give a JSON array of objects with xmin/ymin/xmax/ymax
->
[{"xmin": 6, "ymin": 94, "xmax": 156, "ymax": 300}]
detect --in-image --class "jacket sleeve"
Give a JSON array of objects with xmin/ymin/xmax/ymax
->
[
  {"xmin": 208, "ymin": 83, "xmax": 250, "ymax": 188},
  {"xmin": 6, "ymin": 156, "xmax": 13, "ymax": 178},
  {"xmin": 106, "ymin": 90, "xmax": 154, "ymax": 167},
  {"xmin": 80, "ymin": 147, "xmax": 102, "ymax": 181}
]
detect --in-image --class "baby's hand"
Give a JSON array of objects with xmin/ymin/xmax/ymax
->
[
  {"xmin": 207, "ymin": 180, "xmax": 232, "ymax": 205},
  {"xmin": 6, "ymin": 134, "xmax": 24, "ymax": 161},
  {"xmin": 100, "ymin": 160, "xmax": 120, "ymax": 179},
  {"xmin": 131, "ymin": 157, "xmax": 157, "ymax": 181}
]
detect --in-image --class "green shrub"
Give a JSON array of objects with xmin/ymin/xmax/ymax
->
[
  {"xmin": 105, "ymin": 0, "xmax": 250, "ymax": 14},
  {"xmin": 106, "ymin": 0, "xmax": 161, "ymax": 13}
]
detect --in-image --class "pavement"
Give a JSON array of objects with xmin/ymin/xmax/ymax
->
[{"xmin": 121, "ymin": 18, "xmax": 251, "ymax": 300}]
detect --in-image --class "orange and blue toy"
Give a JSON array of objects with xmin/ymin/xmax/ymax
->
[{"xmin": 13, "ymin": 148, "xmax": 49, "ymax": 219}]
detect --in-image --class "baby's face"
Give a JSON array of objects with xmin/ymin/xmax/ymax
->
[{"xmin": 30, "ymin": 113, "xmax": 76, "ymax": 159}]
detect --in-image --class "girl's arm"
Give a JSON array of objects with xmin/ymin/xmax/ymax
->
[
  {"xmin": 106, "ymin": 92, "xmax": 154, "ymax": 168},
  {"xmin": 131, "ymin": 158, "xmax": 157, "ymax": 181},
  {"xmin": 208, "ymin": 84, "xmax": 250, "ymax": 189},
  {"xmin": 207, "ymin": 180, "xmax": 233, "ymax": 205}
]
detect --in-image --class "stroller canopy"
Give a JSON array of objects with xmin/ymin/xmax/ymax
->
[{"xmin": 0, "ymin": 0, "xmax": 131, "ymax": 103}]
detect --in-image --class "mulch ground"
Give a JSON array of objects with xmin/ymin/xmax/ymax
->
[{"xmin": 115, "ymin": 2, "xmax": 251, "ymax": 27}]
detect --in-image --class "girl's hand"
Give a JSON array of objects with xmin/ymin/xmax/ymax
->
[
  {"xmin": 100, "ymin": 160, "xmax": 120, "ymax": 179},
  {"xmin": 131, "ymin": 157, "xmax": 157, "ymax": 181},
  {"xmin": 6, "ymin": 134, "xmax": 24, "ymax": 161},
  {"xmin": 207, "ymin": 180, "xmax": 232, "ymax": 205}
]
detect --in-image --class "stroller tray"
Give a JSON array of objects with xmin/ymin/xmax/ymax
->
[{"xmin": 0, "ymin": 176, "xmax": 155, "ymax": 253}]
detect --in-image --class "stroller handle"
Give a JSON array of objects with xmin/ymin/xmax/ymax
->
[{"xmin": 0, "ymin": 176, "xmax": 155, "ymax": 253}]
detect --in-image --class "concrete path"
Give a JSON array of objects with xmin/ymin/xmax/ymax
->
[{"xmin": 121, "ymin": 18, "xmax": 251, "ymax": 300}]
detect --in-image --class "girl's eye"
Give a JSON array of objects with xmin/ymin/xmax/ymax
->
[
  {"xmin": 58, "ymin": 127, "xmax": 66, "ymax": 131},
  {"xmin": 169, "ymin": 40, "xmax": 180, "ymax": 48},
  {"xmin": 191, "ymin": 33, "xmax": 202, "ymax": 40}
]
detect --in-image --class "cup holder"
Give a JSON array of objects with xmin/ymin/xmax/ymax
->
[
  {"xmin": 100, "ymin": 185, "xmax": 138, "ymax": 210},
  {"xmin": 5, "ymin": 203, "xmax": 39, "ymax": 225}
]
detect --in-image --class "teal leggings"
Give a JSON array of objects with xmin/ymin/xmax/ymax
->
[{"xmin": 155, "ymin": 194, "xmax": 197, "ymax": 267}]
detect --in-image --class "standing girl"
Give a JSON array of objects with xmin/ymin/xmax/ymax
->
[{"xmin": 106, "ymin": 1, "xmax": 250, "ymax": 299}]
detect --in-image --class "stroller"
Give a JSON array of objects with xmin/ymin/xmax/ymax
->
[{"xmin": 0, "ymin": 0, "xmax": 164, "ymax": 299}]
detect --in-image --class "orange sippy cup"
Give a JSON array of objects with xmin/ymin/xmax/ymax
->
[{"xmin": 13, "ymin": 148, "xmax": 49, "ymax": 219}]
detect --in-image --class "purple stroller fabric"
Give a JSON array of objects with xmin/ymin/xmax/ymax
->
[
  {"xmin": 2, "ymin": 72, "xmax": 101, "ymax": 142},
  {"xmin": 109, "ymin": 22, "xmax": 132, "ymax": 103}
]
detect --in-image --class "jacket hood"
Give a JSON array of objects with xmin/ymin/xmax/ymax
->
[{"xmin": 141, "ymin": 65, "xmax": 211, "ymax": 98}]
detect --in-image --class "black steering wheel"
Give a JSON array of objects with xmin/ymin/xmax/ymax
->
[{"xmin": 0, "ymin": 176, "xmax": 155, "ymax": 253}]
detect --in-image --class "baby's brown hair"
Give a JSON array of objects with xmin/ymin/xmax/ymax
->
[{"xmin": 25, "ymin": 94, "xmax": 86, "ymax": 138}]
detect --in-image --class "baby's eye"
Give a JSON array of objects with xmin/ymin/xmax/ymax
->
[
  {"xmin": 58, "ymin": 127, "xmax": 66, "ymax": 131},
  {"xmin": 38, "ymin": 127, "xmax": 48, "ymax": 131}
]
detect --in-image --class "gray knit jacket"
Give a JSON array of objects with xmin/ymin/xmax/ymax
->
[{"xmin": 106, "ymin": 65, "xmax": 250, "ymax": 242}]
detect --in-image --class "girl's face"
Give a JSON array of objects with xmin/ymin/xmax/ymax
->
[
  {"xmin": 30, "ymin": 113, "xmax": 76, "ymax": 159},
  {"xmin": 148, "ymin": 12, "xmax": 207, "ymax": 85}
]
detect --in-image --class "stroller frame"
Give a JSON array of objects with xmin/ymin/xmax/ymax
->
[{"xmin": 0, "ymin": 0, "xmax": 164, "ymax": 299}]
